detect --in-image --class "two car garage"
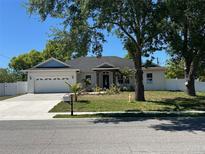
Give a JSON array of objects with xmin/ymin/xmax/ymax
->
[
  {"xmin": 26, "ymin": 69, "xmax": 78, "ymax": 93},
  {"xmin": 34, "ymin": 77, "xmax": 70, "ymax": 93},
  {"xmin": 24, "ymin": 57, "xmax": 79, "ymax": 93}
]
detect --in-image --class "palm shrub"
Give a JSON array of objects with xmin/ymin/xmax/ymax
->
[
  {"xmin": 65, "ymin": 82, "xmax": 82, "ymax": 102},
  {"xmin": 106, "ymin": 84, "xmax": 120, "ymax": 95},
  {"xmin": 92, "ymin": 85, "xmax": 102, "ymax": 92}
]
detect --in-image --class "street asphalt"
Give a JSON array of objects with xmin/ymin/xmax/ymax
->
[{"xmin": 0, "ymin": 117, "xmax": 205, "ymax": 154}]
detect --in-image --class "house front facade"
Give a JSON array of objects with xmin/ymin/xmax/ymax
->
[{"xmin": 23, "ymin": 56, "xmax": 166, "ymax": 93}]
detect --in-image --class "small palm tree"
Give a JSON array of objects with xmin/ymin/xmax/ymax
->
[{"xmin": 65, "ymin": 82, "xmax": 82, "ymax": 102}]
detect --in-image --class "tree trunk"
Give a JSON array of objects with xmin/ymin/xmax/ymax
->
[
  {"xmin": 133, "ymin": 52, "xmax": 145, "ymax": 101},
  {"xmin": 185, "ymin": 60, "xmax": 196, "ymax": 96},
  {"xmin": 182, "ymin": 18, "xmax": 197, "ymax": 96}
]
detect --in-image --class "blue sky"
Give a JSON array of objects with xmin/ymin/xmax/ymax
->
[{"xmin": 0, "ymin": 0, "xmax": 169, "ymax": 68}]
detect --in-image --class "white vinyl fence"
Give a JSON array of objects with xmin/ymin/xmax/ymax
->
[
  {"xmin": 0, "ymin": 80, "xmax": 204, "ymax": 96},
  {"xmin": 165, "ymin": 79, "xmax": 205, "ymax": 91},
  {"xmin": 0, "ymin": 82, "xmax": 27, "ymax": 96}
]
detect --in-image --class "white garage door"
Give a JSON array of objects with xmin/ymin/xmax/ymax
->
[{"xmin": 34, "ymin": 77, "xmax": 70, "ymax": 93}]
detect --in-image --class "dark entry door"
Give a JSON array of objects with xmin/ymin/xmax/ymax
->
[{"xmin": 103, "ymin": 75, "xmax": 109, "ymax": 89}]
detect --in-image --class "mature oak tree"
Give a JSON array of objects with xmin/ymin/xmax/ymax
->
[
  {"xmin": 0, "ymin": 69, "xmax": 22, "ymax": 83},
  {"xmin": 9, "ymin": 49, "xmax": 43, "ymax": 72},
  {"xmin": 9, "ymin": 50, "xmax": 43, "ymax": 80},
  {"xmin": 164, "ymin": 0, "xmax": 205, "ymax": 96},
  {"xmin": 27, "ymin": 0, "xmax": 164, "ymax": 101},
  {"xmin": 165, "ymin": 58, "xmax": 205, "ymax": 81},
  {"xmin": 43, "ymin": 40, "xmax": 70, "ymax": 62},
  {"xmin": 165, "ymin": 59, "xmax": 185, "ymax": 79}
]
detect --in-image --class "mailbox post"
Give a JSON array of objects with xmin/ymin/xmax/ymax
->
[
  {"xmin": 63, "ymin": 93, "xmax": 74, "ymax": 116},
  {"xmin": 70, "ymin": 94, "xmax": 73, "ymax": 116}
]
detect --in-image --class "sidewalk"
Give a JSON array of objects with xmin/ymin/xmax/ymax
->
[{"xmin": 53, "ymin": 110, "xmax": 205, "ymax": 115}]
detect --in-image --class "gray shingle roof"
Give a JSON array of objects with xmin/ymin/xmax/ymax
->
[
  {"xmin": 66, "ymin": 56, "xmax": 135, "ymax": 72},
  {"xmin": 66, "ymin": 56, "xmax": 166, "ymax": 72}
]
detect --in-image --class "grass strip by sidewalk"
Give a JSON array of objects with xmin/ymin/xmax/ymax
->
[{"xmin": 53, "ymin": 112, "xmax": 205, "ymax": 118}]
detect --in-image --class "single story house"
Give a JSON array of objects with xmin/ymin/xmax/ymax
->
[{"xmin": 23, "ymin": 56, "xmax": 166, "ymax": 93}]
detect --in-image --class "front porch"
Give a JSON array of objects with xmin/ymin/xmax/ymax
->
[
  {"xmin": 94, "ymin": 69, "xmax": 119, "ymax": 89},
  {"xmin": 92, "ymin": 62, "xmax": 120, "ymax": 89}
]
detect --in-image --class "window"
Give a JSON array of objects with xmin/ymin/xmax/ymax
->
[
  {"xmin": 146, "ymin": 73, "xmax": 153, "ymax": 84},
  {"xmin": 118, "ymin": 74, "xmax": 123, "ymax": 84},
  {"xmin": 103, "ymin": 72, "xmax": 109, "ymax": 75},
  {"xmin": 62, "ymin": 78, "xmax": 69, "ymax": 80},
  {"xmin": 85, "ymin": 75, "xmax": 91, "ymax": 81},
  {"xmin": 125, "ymin": 77, "xmax": 130, "ymax": 84}
]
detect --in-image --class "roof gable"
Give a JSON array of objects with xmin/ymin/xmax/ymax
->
[
  {"xmin": 95, "ymin": 62, "xmax": 115, "ymax": 68},
  {"xmin": 34, "ymin": 57, "xmax": 70, "ymax": 68}
]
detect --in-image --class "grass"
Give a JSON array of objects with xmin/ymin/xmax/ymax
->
[
  {"xmin": 53, "ymin": 112, "xmax": 205, "ymax": 118},
  {"xmin": 0, "ymin": 96, "xmax": 16, "ymax": 101},
  {"xmin": 49, "ymin": 91, "xmax": 205, "ymax": 112}
]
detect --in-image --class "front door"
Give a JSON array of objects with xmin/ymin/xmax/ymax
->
[{"xmin": 103, "ymin": 75, "xmax": 109, "ymax": 89}]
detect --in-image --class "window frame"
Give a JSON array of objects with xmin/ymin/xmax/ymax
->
[
  {"xmin": 85, "ymin": 75, "xmax": 92, "ymax": 81},
  {"xmin": 118, "ymin": 74, "xmax": 123, "ymax": 84},
  {"xmin": 146, "ymin": 73, "xmax": 153, "ymax": 84},
  {"xmin": 124, "ymin": 77, "xmax": 130, "ymax": 84}
]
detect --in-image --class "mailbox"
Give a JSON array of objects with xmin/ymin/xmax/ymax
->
[{"xmin": 63, "ymin": 93, "xmax": 73, "ymax": 102}]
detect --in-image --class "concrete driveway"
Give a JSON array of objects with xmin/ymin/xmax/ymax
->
[{"xmin": 0, "ymin": 93, "xmax": 65, "ymax": 120}]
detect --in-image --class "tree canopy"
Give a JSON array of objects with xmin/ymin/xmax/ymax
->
[
  {"xmin": 27, "ymin": 0, "xmax": 165, "ymax": 101},
  {"xmin": 0, "ymin": 69, "xmax": 22, "ymax": 83},
  {"xmin": 9, "ymin": 49, "xmax": 43, "ymax": 72},
  {"xmin": 165, "ymin": 59, "xmax": 205, "ymax": 81},
  {"xmin": 164, "ymin": 0, "xmax": 205, "ymax": 95},
  {"xmin": 8, "ymin": 36, "xmax": 89, "ymax": 77},
  {"xmin": 165, "ymin": 59, "xmax": 185, "ymax": 79},
  {"xmin": 42, "ymin": 40, "xmax": 70, "ymax": 62}
]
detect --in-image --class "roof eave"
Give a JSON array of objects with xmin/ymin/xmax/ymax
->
[
  {"xmin": 22, "ymin": 68, "xmax": 80, "ymax": 73},
  {"xmin": 33, "ymin": 57, "xmax": 71, "ymax": 68},
  {"xmin": 92, "ymin": 67, "xmax": 120, "ymax": 71}
]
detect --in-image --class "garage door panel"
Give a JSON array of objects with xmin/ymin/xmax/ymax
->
[{"xmin": 35, "ymin": 78, "xmax": 70, "ymax": 93}]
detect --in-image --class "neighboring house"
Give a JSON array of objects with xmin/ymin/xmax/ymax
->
[{"xmin": 23, "ymin": 56, "xmax": 166, "ymax": 93}]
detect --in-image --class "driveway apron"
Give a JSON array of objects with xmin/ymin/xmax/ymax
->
[{"xmin": 0, "ymin": 93, "xmax": 65, "ymax": 120}]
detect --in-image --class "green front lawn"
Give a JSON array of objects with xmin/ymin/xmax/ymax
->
[{"xmin": 49, "ymin": 91, "xmax": 205, "ymax": 112}]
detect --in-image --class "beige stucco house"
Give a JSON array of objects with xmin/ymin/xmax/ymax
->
[{"xmin": 23, "ymin": 56, "xmax": 166, "ymax": 93}]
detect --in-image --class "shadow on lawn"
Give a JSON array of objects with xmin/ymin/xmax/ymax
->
[
  {"xmin": 77, "ymin": 100, "xmax": 90, "ymax": 104},
  {"xmin": 148, "ymin": 95, "xmax": 205, "ymax": 111},
  {"xmin": 92, "ymin": 113, "xmax": 205, "ymax": 132}
]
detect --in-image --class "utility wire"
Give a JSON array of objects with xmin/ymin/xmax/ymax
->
[{"xmin": 0, "ymin": 54, "xmax": 10, "ymax": 59}]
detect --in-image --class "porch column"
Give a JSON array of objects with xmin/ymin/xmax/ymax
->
[
  {"xmin": 96, "ymin": 71, "xmax": 100, "ymax": 87},
  {"xmin": 113, "ymin": 71, "xmax": 116, "ymax": 85}
]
